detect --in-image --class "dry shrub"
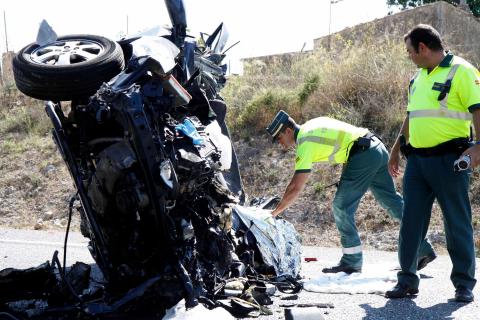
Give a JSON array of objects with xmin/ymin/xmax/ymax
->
[{"xmin": 0, "ymin": 104, "xmax": 50, "ymax": 137}]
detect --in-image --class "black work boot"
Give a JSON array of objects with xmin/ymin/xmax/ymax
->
[
  {"xmin": 385, "ymin": 283, "xmax": 419, "ymax": 298},
  {"xmin": 322, "ymin": 263, "xmax": 361, "ymax": 274},
  {"xmin": 455, "ymin": 286, "xmax": 474, "ymax": 303},
  {"xmin": 417, "ymin": 252, "xmax": 437, "ymax": 271}
]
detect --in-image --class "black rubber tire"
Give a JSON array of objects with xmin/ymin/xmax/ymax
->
[{"xmin": 13, "ymin": 34, "xmax": 125, "ymax": 101}]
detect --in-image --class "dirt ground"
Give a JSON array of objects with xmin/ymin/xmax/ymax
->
[{"xmin": 0, "ymin": 134, "xmax": 79, "ymax": 231}]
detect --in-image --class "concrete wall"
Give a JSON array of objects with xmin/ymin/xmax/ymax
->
[
  {"xmin": 240, "ymin": 50, "xmax": 313, "ymax": 70},
  {"xmin": 313, "ymin": 2, "xmax": 480, "ymax": 65}
]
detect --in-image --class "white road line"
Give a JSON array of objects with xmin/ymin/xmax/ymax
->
[{"xmin": 0, "ymin": 239, "xmax": 88, "ymax": 248}]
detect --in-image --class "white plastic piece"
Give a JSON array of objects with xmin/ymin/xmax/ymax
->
[{"xmin": 205, "ymin": 121, "xmax": 232, "ymax": 171}]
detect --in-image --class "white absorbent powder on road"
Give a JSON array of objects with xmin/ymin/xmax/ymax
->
[{"xmin": 303, "ymin": 263, "xmax": 399, "ymax": 294}]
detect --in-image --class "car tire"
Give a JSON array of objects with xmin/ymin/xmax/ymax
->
[{"xmin": 13, "ymin": 34, "xmax": 125, "ymax": 101}]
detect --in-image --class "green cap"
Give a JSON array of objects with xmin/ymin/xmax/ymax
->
[{"xmin": 266, "ymin": 110, "xmax": 290, "ymax": 142}]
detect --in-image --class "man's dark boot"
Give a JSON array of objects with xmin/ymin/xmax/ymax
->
[
  {"xmin": 322, "ymin": 263, "xmax": 361, "ymax": 274},
  {"xmin": 455, "ymin": 286, "xmax": 474, "ymax": 303},
  {"xmin": 385, "ymin": 283, "xmax": 419, "ymax": 298},
  {"xmin": 417, "ymin": 252, "xmax": 437, "ymax": 271}
]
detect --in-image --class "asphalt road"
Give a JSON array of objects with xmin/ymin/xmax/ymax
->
[{"xmin": 1, "ymin": 228, "xmax": 479, "ymax": 319}]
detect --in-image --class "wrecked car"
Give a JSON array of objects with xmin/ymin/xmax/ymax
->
[{"xmin": 4, "ymin": 0, "xmax": 302, "ymax": 318}]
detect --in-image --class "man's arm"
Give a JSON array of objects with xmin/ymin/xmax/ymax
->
[
  {"xmin": 271, "ymin": 172, "xmax": 310, "ymax": 217},
  {"xmin": 388, "ymin": 115, "xmax": 409, "ymax": 177},
  {"xmin": 462, "ymin": 109, "xmax": 480, "ymax": 168}
]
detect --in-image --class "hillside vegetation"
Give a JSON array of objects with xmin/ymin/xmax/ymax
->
[
  {"xmin": 223, "ymin": 36, "xmax": 410, "ymax": 142},
  {"xmin": 0, "ymin": 35, "xmax": 479, "ymax": 255}
]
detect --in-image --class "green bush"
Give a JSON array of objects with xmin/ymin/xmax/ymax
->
[{"xmin": 298, "ymin": 74, "xmax": 320, "ymax": 106}]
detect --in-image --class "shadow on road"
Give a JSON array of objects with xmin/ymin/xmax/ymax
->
[{"xmin": 360, "ymin": 298, "xmax": 468, "ymax": 320}]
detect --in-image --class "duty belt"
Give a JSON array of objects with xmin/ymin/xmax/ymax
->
[
  {"xmin": 406, "ymin": 138, "xmax": 471, "ymax": 157},
  {"xmin": 348, "ymin": 132, "xmax": 375, "ymax": 159}
]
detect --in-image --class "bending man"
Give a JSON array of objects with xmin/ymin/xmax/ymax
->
[{"xmin": 266, "ymin": 111, "xmax": 435, "ymax": 274}]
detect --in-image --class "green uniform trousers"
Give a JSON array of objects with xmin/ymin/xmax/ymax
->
[
  {"xmin": 333, "ymin": 137, "xmax": 434, "ymax": 268},
  {"xmin": 397, "ymin": 153, "xmax": 476, "ymax": 290}
]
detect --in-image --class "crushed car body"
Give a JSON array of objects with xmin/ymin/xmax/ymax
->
[{"xmin": 2, "ymin": 0, "xmax": 302, "ymax": 318}]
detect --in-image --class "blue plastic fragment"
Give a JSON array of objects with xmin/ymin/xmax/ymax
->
[{"xmin": 175, "ymin": 118, "xmax": 204, "ymax": 145}]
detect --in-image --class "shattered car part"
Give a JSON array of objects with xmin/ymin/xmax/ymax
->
[
  {"xmin": 0, "ymin": 262, "xmax": 56, "ymax": 304},
  {"xmin": 5, "ymin": 0, "xmax": 303, "ymax": 318}
]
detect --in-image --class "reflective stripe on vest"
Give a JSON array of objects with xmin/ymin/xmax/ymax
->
[
  {"xmin": 409, "ymin": 109, "xmax": 472, "ymax": 120},
  {"xmin": 409, "ymin": 64, "xmax": 471, "ymax": 121},
  {"xmin": 329, "ymin": 131, "xmax": 346, "ymax": 163},
  {"xmin": 342, "ymin": 244, "xmax": 362, "ymax": 255},
  {"xmin": 297, "ymin": 131, "xmax": 347, "ymax": 163},
  {"xmin": 439, "ymin": 64, "xmax": 460, "ymax": 109},
  {"xmin": 297, "ymin": 136, "xmax": 336, "ymax": 146}
]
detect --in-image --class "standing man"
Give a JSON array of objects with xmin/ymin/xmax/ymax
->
[
  {"xmin": 386, "ymin": 24, "xmax": 480, "ymax": 302},
  {"xmin": 266, "ymin": 111, "xmax": 435, "ymax": 274}
]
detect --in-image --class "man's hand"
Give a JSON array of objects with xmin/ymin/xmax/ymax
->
[
  {"xmin": 389, "ymin": 116, "xmax": 409, "ymax": 178},
  {"xmin": 271, "ymin": 208, "xmax": 282, "ymax": 218},
  {"xmin": 461, "ymin": 144, "xmax": 480, "ymax": 168},
  {"xmin": 388, "ymin": 149, "xmax": 402, "ymax": 178},
  {"xmin": 467, "ymin": 109, "xmax": 480, "ymax": 168}
]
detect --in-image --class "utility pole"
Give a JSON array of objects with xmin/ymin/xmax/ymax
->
[
  {"xmin": 328, "ymin": 0, "xmax": 344, "ymax": 51},
  {"xmin": 126, "ymin": 15, "xmax": 129, "ymax": 35},
  {"xmin": 3, "ymin": 11, "xmax": 8, "ymax": 52}
]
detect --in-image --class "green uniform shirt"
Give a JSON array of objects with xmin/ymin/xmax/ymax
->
[
  {"xmin": 407, "ymin": 53, "xmax": 480, "ymax": 148},
  {"xmin": 295, "ymin": 117, "xmax": 368, "ymax": 172}
]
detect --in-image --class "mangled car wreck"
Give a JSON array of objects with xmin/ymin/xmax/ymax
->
[{"xmin": 1, "ymin": 0, "xmax": 302, "ymax": 318}]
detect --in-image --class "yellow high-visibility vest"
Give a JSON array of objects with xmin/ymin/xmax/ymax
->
[
  {"xmin": 407, "ymin": 53, "xmax": 480, "ymax": 148},
  {"xmin": 295, "ymin": 117, "xmax": 368, "ymax": 171}
]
